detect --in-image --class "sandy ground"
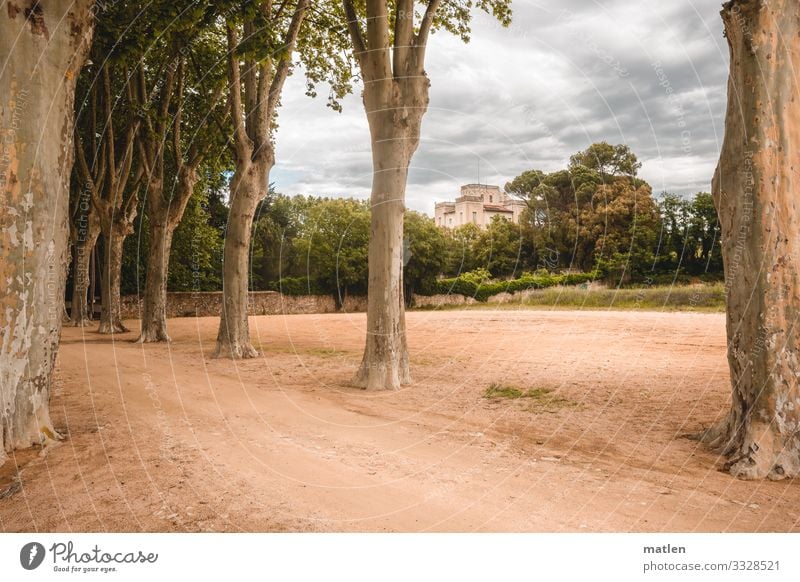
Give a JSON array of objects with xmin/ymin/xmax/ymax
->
[{"xmin": 2, "ymin": 309, "xmax": 799, "ymax": 532}]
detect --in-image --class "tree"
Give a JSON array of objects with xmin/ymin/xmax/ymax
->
[
  {"xmin": 506, "ymin": 164, "xmax": 605, "ymax": 272},
  {"xmin": 686, "ymin": 192, "xmax": 721, "ymax": 275},
  {"xmin": 443, "ymin": 222, "xmax": 482, "ymax": 277},
  {"xmin": 294, "ymin": 198, "xmax": 371, "ymax": 305},
  {"xmin": 569, "ymin": 141, "xmax": 641, "ymax": 178},
  {"xmin": 403, "ymin": 210, "xmax": 445, "ymax": 302},
  {"xmin": 342, "ymin": 0, "xmax": 512, "ymax": 390},
  {"xmin": 654, "ymin": 192, "xmax": 692, "ymax": 273},
  {"xmin": 252, "ymin": 193, "xmax": 311, "ymax": 289},
  {"xmin": 74, "ymin": 62, "xmax": 141, "ymax": 334},
  {"xmin": 68, "ymin": 172, "xmax": 101, "ymax": 326},
  {"xmin": 584, "ymin": 180, "xmax": 660, "ymax": 284},
  {"xmin": 166, "ymin": 182, "xmax": 225, "ymax": 292},
  {"xmin": 700, "ymin": 0, "xmax": 800, "ymax": 480},
  {"xmin": 214, "ymin": 0, "xmax": 311, "ymax": 358},
  {"xmin": 0, "ymin": 0, "xmax": 93, "ymax": 465},
  {"xmin": 135, "ymin": 22, "xmax": 228, "ymax": 343},
  {"xmin": 474, "ymin": 216, "xmax": 524, "ymax": 278}
]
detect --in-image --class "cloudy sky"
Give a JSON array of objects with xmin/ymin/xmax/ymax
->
[{"xmin": 271, "ymin": 0, "xmax": 729, "ymax": 215}]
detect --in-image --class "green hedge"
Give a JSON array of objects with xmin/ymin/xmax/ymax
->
[
  {"xmin": 427, "ymin": 270, "xmax": 597, "ymax": 302},
  {"xmin": 268, "ymin": 277, "xmax": 323, "ymax": 296}
]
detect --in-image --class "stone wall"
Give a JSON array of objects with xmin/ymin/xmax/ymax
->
[
  {"xmin": 119, "ymin": 285, "xmax": 598, "ymax": 319},
  {"xmin": 120, "ymin": 291, "xmax": 368, "ymax": 319}
]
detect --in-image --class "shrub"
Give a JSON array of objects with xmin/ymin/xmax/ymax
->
[
  {"xmin": 425, "ymin": 269, "xmax": 599, "ymax": 301},
  {"xmin": 268, "ymin": 277, "xmax": 322, "ymax": 296}
]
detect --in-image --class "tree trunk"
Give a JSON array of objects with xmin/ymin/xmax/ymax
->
[
  {"xmin": 701, "ymin": 0, "xmax": 800, "ymax": 480},
  {"xmin": 353, "ymin": 81, "xmax": 427, "ymax": 390},
  {"xmin": 70, "ymin": 218, "xmax": 100, "ymax": 326},
  {"xmin": 0, "ymin": 0, "xmax": 93, "ymax": 464},
  {"xmin": 138, "ymin": 170, "xmax": 198, "ymax": 343},
  {"xmin": 214, "ymin": 160, "xmax": 271, "ymax": 358},
  {"xmin": 137, "ymin": 221, "xmax": 173, "ymax": 341},
  {"xmin": 353, "ymin": 142, "xmax": 412, "ymax": 389},
  {"xmin": 97, "ymin": 229, "xmax": 129, "ymax": 334}
]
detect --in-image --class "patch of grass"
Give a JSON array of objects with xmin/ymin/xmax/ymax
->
[
  {"xmin": 484, "ymin": 383, "xmax": 578, "ymax": 413},
  {"xmin": 484, "ymin": 383, "xmax": 526, "ymax": 399},
  {"xmin": 304, "ymin": 347, "xmax": 345, "ymax": 358},
  {"xmin": 417, "ymin": 283, "xmax": 726, "ymax": 313},
  {"xmin": 267, "ymin": 345, "xmax": 354, "ymax": 358}
]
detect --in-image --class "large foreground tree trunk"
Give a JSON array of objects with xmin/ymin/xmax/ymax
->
[
  {"xmin": 702, "ymin": 0, "xmax": 800, "ymax": 480},
  {"xmin": 97, "ymin": 229, "xmax": 130, "ymax": 334},
  {"xmin": 70, "ymin": 217, "xmax": 100, "ymax": 326},
  {"xmin": 215, "ymin": 160, "xmax": 271, "ymax": 358},
  {"xmin": 0, "ymin": 1, "xmax": 93, "ymax": 464}
]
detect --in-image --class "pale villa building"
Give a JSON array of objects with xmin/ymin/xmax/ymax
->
[{"xmin": 434, "ymin": 184, "xmax": 526, "ymax": 229}]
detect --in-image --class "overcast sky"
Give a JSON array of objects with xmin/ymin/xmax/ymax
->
[{"xmin": 271, "ymin": 0, "xmax": 729, "ymax": 215}]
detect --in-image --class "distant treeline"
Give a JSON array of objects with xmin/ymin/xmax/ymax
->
[{"xmin": 113, "ymin": 143, "xmax": 723, "ymax": 302}]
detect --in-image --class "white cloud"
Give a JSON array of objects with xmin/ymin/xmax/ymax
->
[{"xmin": 271, "ymin": 0, "xmax": 728, "ymax": 214}]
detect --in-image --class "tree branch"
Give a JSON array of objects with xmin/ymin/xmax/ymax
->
[
  {"xmin": 414, "ymin": 0, "xmax": 441, "ymax": 72},
  {"xmin": 342, "ymin": 0, "xmax": 367, "ymax": 69},
  {"xmin": 173, "ymin": 59, "xmax": 185, "ymax": 173},
  {"xmin": 266, "ymin": 0, "xmax": 310, "ymax": 120},
  {"xmin": 101, "ymin": 65, "xmax": 117, "ymax": 189},
  {"xmin": 365, "ymin": 0, "xmax": 391, "ymax": 82},
  {"xmin": 393, "ymin": 0, "xmax": 414, "ymax": 76},
  {"xmin": 187, "ymin": 50, "xmax": 231, "ymax": 147},
  {"xmin": 114, "ymin": 119, "xmax": 140, "ymax": 210},
  {"xmin": 227, "ymin": 23, "xmax": 253, "ymax": 162}
]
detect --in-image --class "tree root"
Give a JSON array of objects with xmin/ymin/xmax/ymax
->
[
  {"xmin": 213, "ymin": 341, "xmax": 259, "ymax": 359},
  {"xmin": 97, "ymin": 320, "xmax": 129, "ymax": 334}
]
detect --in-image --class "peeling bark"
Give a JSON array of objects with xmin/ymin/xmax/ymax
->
[
  {"xmin": 352, "ymin": 108, "xmax": 421, "ymax": 390},
  {"xmin": 702, "ymin": 0, "xmax": 800, "ymax": 480},
  {"xmin": 74, "ymin": 63, "xmax": 141, "ymax": 336},
  {"xmin": 0, "ymin": 0, "xmax": 93, "ymax": 464},
  {"xmin": 213, "ymin": 4, "xmax": 308, "ymax": 359},
  {"xmin": 97, "ymin": 227, "xmax": 131, "ymax": 334},
  {"xmin": 69, "ymin": 214, "xmax": 100, "ymax": 326},
  {"xmin": 137, "ymin": 130, "xmax": 201, "ymax": 342},
  {"xmin": 215, "ymin": 160, "xmax": 271, "ymax": 358},
  {"xmin": 138, "ymin": 220, "xmax": 172, "ymax": 342},
  {"xmin": 345, "ymin": 1, "xmax": 432, "ymax": 389}
]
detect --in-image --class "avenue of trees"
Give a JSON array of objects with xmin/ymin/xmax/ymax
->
[{"xmin": 1, "ymin": 0, "xmax": 798, "ymax": 480}]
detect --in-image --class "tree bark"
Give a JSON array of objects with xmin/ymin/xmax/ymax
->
[
  {"xmin": 0, "ymin": 0, "xmax": 93, "ymax": 464},
  {"xmin": 701, "ymin": 0, "xmax": 800, "ymax": 480},
  {"xmin": 352, "ymin": 79, "xmax": 429, "ymax": 390},
  {"xmin": 70, "ymin": 216, "xmax": 100, "ymax": 326},
  {"xmin": 138, "ymin": 220, "xmax": 172, "ymax": 341},
  {"xmin": 214, "ymin": 159, "xmax": 272, "ymax": 358},
  {"xmin": 97, "ymin": 228, "xmax": 130, "ymax": 334},
  {"xmin": 213, "ymin": 2, "xmax": 308, "ymax": 358},
  {"xmin": 138, "ymin": 168, "xmax": 199, "ymax": 343},
  {"xmin": 353, "ymin": 115, "xmax": 414, "ymax": 389}
]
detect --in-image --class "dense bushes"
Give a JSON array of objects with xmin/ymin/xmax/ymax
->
[
  {"xmin": 427, "ymin": 269, "xmax": 597, "ymax": 302},
  {"xmin": 267, "ymin": 277, "xmax": 323, "ymax": 296}
]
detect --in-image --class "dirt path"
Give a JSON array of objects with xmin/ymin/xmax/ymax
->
[{"xmin": 2, "ymin": 310, "xmax": 799, "ymax": 532}]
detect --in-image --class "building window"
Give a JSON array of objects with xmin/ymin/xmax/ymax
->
[
  {"xmin": 472, "ymin": 212, "xmax": 477, "ymax": 224},
  {"xmin": 459, "ymin": 212, "xmax": 463, "ymax": 224},
  {"xmin": 449, "ymin": 218, "xmax": 452, "ymax": 225},
  {"xmin": 489, "ymin": 195, "xmax": 493, "ymax": 203}
]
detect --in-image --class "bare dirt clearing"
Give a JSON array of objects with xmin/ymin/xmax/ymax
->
[{"xmin": 2, "ymin": 310, "xmax": 798, "ymax": 532}]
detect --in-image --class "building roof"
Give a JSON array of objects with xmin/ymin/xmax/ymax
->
[{"xmin": 483, "ymin": 204, "xmax": 513, "ymax": 213}]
